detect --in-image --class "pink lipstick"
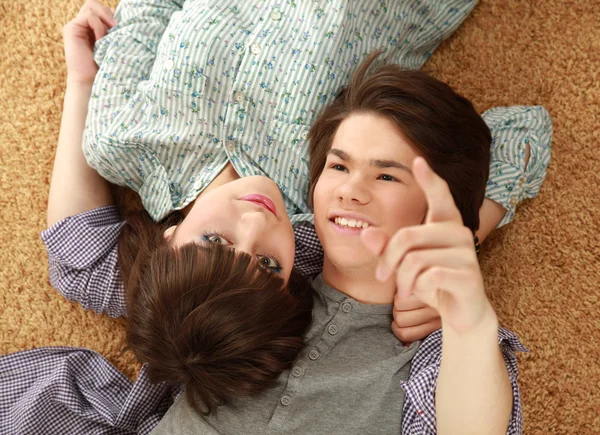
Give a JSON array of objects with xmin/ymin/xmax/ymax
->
[{"xmin": 240, "ymin": 194, "xmax": 277, "ymax": 217}]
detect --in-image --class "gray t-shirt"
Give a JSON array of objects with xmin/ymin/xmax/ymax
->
[{"xmin": 150, "ymin": 274, "xmax": 420, "ymax": 435}]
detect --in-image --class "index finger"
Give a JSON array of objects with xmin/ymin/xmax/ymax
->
[{"xmin": 413, "ymin": 157, "xmax": 463, "ymax": 225}]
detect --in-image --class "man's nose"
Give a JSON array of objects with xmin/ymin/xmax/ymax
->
[
  {"xmin": 236, "ymin": 211, "xmax": 268, "ymax": 255},
  {"xmin": 336, "ymin": 175, "xmax": 371, "ymax": 205}
]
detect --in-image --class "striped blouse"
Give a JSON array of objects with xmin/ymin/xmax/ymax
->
[{"xmin": 82, "ymin": 0, "xmax": 552, "ymax": 226}]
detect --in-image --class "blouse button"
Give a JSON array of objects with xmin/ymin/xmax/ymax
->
[
  {"xmin": 328, "ymin": 324, "xmax": 338, "ymax": 335},
  {"xmin": 270, "ymin": 9, "xmax": 282, "ymax": 21},
  {"xmin": 519, "ymin": 176, "xmax": 526, "ymax": 185},
  {"xmin": 510, "ymin": 196, "xmax": 518, "ymax": 207},
  {"xmin": 301, "ymin": 130, "xmax": 309, "ymax": 141},
  {"xmin": 226, "ymin": 140, "xmax": 235, "ymax": 152},
  {"xmin": 292, "ymin": 366, "xmax": 302, "ymax": 377},
  {"xmin": 165, "ymin": 59, "xmax": 175, "ymax": 71},
  {"xmin": 250, "ymin": 43, "xmax": 261, "ymax": 55},
  {"xmin": 233, "ymin": 91, "xmax": 245, "ymax": 104},
  {"xmin": 308, "ymin": 349, "xmax": 319, "ymax": 360}
]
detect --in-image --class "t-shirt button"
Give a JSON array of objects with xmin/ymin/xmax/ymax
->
[
  {"xmin": 165, "ymin": 59, "xmax": 175, "ymax": 71},
  {"xmin": 342, "ymin": 302, "xmax": 352, "ymax": 313},
  {"xmin": 328, "ymin": 324, "xmax": 338, "ymax": 335},
  {"xmin": 292, "ymin": 366, "xmax": 302, "ymax": 377},
  {"xmin": 308, "ymin": 349, "xmax": 319, "ymax": 360},
  {"xmin": 280, "ymin": 395, "xmax": 292, "ymax": 406},
  {"xmin": 270, "ymin": 9, "xmax": 282, "ymax": 21}
]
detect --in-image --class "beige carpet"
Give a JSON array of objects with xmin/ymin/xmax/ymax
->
[{"xmin": 1, "ymin": 1, "xmax": 598, "ymax": 433}]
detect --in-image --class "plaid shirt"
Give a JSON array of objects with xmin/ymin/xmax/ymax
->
[{"xmin": 0, "ymin": 206, "xmax": 526, "ymax": 434}]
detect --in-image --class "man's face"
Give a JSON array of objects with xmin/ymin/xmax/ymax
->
[{"xmin": 313, "ymin": 112, "xmax": 428, "ymax": 273}]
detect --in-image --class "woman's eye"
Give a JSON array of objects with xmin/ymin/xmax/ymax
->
[
  {"xmin": 330, "ymin": 164, "xmax": 347, "ymax": 172},
  {"xmin": 378, "ymin": 174, "xmax": 398, "ymax": 182},
  {"xmin": 257, "ymin": 255, "xmax": 282, "ymax": 273},
  {"xmin": 202, "ymin": 234, "xmax": 230, "ymax": 245}
]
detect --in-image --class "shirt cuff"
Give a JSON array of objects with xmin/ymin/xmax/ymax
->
[
  {"xmin": 401, "ymin": 327, "xmax": 528, "ymax": 434},
  {"xmin": 483, "ymin": 106, "xmax": 553, "ymax": 228},
  {"xmin": 41, "ymin": 205, "xmax": 124, "ymax": 269}
]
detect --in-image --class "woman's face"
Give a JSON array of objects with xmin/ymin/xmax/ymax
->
[
  {"xmin": 165, "ymin": 176, "xmax": 295, "ymax": 284},
  {"xmin": 312, "ymin": 112, "xmax": 428, "ymax": 272}
]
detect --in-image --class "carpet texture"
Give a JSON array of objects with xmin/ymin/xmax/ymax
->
[{"xmin": 1, "ymin": 1, "xmax": 598, "ymax": 433}]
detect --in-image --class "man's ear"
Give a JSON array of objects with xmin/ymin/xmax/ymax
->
[{"xmin": 163, "ymin": 225, "xmax": 177, "ymax": 242}]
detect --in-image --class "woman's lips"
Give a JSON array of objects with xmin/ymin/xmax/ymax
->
[{"xmin": 240, "ymin": 194, "xmax": 277, "ymax": 217}]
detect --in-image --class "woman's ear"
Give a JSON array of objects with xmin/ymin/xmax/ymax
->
[{"xmin": 163, "ymin": 225, "xmax": 177, "ymax": 242}]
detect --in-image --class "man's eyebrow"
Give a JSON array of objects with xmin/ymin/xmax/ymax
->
[
  {"xmin": 327, "ymin": 148, "xmax": 413, "ymax": 175},
  {"xmin": 369, "ymin": 158, "xmax": 413, "ymax": 175},
  {"xmin": 327, "ymin": 148, "xmax": 352, "ymax": 161}
]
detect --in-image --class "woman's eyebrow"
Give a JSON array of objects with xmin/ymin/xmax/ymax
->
[{"xmin": 327, "ymin": 148, "xmax": 413, "ymax": 174}]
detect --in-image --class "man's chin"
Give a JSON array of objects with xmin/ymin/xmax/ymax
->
[{"xmin": 324, "ymin": 244, "xmax": 377, "ymax": 273}]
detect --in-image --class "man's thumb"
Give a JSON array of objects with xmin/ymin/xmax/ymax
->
[{"xmin": 360, "ymin": 227, "xmax": 389, "ymax": 256}]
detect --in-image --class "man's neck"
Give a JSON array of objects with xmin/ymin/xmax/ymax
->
[{"xmin": 321, "ymin": 258, "xmax": 395, "ymax": 305}]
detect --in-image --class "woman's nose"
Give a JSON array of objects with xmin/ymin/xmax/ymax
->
[{"xmin": 236, "ymin": 211, "xmax": 268, "ymax": 255}]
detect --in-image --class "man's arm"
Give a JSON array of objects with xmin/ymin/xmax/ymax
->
[
  {"xmin": 363, "ymin": 158, "xmax": 514, "ymax": 434},
  {"xmin": 47, "ymin": 80, "xmax": 113, "ymax": 228},
  {"xmin": 436, "ymin": 317, "xmax": 512, "ymax": 434},
  {"xmin": 47, "ymin": 1, "xmax": 116, "ymax": 227}
]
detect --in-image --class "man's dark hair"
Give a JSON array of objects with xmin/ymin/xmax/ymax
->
[{"xmin": 308, "ymin": 51, "xmax": 491, "ymax": 232}]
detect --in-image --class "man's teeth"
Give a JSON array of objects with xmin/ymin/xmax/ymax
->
[{"xmin": 334, "ymin": 217, "xmax": 370, "ymax": 229}]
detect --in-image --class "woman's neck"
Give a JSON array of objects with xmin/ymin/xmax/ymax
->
[{"xmin": 182, "ymin": 162, "xmax": 240, "ymax": 216}]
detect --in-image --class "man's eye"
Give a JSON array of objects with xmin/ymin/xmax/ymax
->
[
  {"xmin": 202, "ymin": 234, "xmax": 230, "ymax": 245},
  {"xmin": 257, "ymin": 255, "xmax": 282, "ymax": 273},
  {"xmin": 378, "ymin": 174, "xmax": 398, "ymax": 182},
  {"xmin": 330, "ymin": 164, "xmax": 347, "ymax": 172}
]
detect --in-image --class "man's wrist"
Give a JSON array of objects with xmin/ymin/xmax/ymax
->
[{"xmin": 442, "ymin": 304, "xmax": 499, "ymax": 344}]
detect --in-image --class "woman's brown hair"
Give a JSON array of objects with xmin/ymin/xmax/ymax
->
[
  {"xmin": 118, "ymin": 210, "xmax": 313, "ymax": 416},
  {"xmin": 308, "ymin": 51, "xmax": 492, "ymax": 233}
]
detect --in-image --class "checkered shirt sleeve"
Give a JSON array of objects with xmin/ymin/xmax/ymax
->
[
  {"xmin": 0, "ymin": 347, "xmax": 181, "ymax": 434},
  {"xmin": 41, "ymin": 205, "xmax": 128, "ymax": 318},
  {"xmin": 401, "ymin": 327, "xmax": 528, "ymax": 434},
  {"xmin": 293, "ymin": 221, "xmax": 325, "ymax": 277}
]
